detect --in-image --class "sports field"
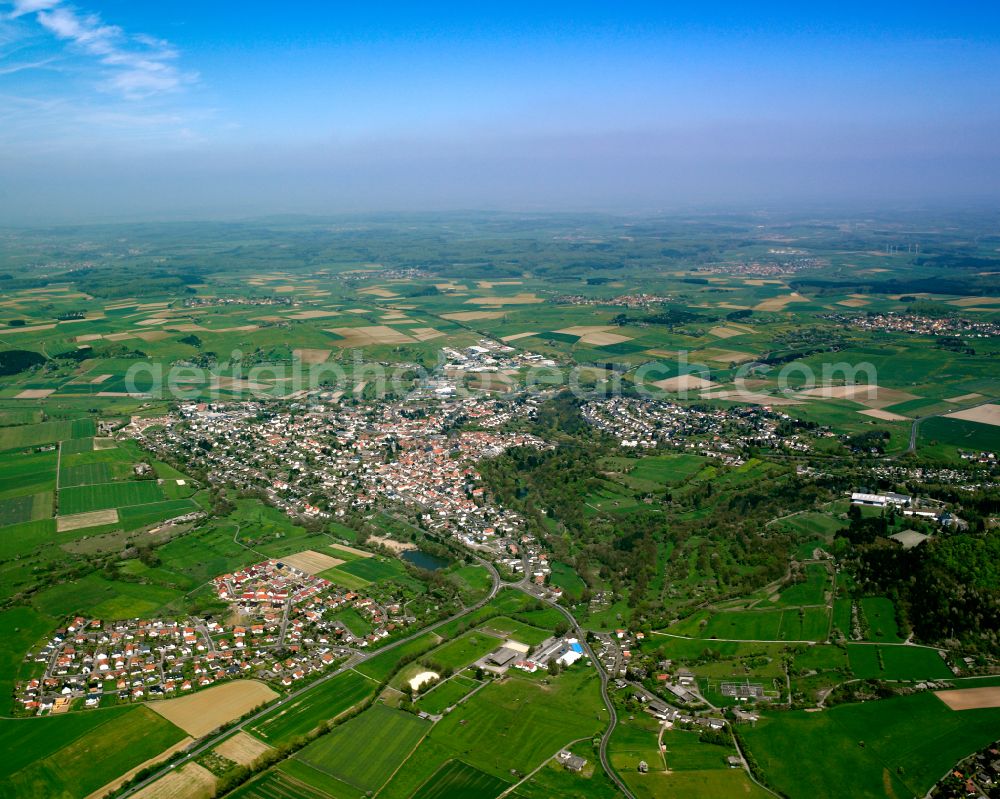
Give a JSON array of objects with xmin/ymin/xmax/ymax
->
[{"xmin": 295, "ymin": 703, "xmax": 430, "ymax": 794}]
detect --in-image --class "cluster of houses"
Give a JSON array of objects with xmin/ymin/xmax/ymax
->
[
  {"xmin": 136, "ymin": 394, "xmax": 546, "ymax": 551},
  {"xmin": 931, "ymin": 741, "xmax": 1000, "ymax": 799},
  {"xmin": 14, "ymin": 559, "xmax": 411, "ymax": 715},
  {"xmin": 583, "ymin": 397, "xmax": 799, "ymax": 453},
  {"xmin": 825, "ymin": 311, "xmax": 1000, "ymax": 339},
  {"xmin": 551, "ymin": 292, "xmax": 674, "ymax": 309}
]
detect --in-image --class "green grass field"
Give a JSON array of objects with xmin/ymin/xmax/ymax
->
[
  {"xmin": 548, "ymin": 561, "xmax": 587, "ymax": 600},
  {"xmin": 413, "ymin": 759, "xmax": 508, "ymax": 799},
  {"xmin": 378, "ymin": 667, "xmax": 607, "ymax": 798},
  {"xmin": 3, "ymin": 706, "xmax": 186, "ymax": 799},
  {"xmin": 355, "ymin": 633, "xmax": 442, "ymax": 682},
  {"xmin": 772, "ymin": 564, "xmax": 829, "ymax": 607},
  {"xmin": 744, "ymin": 691, "xmax": 1000, "ymax": 798},
  {"xmin": 334, "ymin": 556, "xmax": 407, "ymax": 582},
  {"xmin": 512, "ymin": 756, "xmax": 622, "ymax": 799},
  {"xmin": 296, "ymin": 703, "xmax": 430, "ymax": 793},
  {"xmin": 919, "ymin": 416, "xmax": 1000, "ymax": 453},
  {"xmin": 671, "ymin": 607, "xmax": 829, "ymax": 642},
  {"xmin": 846, "ymin": 643, "xmax": 952, "ymax": 680},
  {"xmin": 0, "ymin": 419, "xmax": 93, "ymax": 451},
  {"xmin": 57, "ymin": 480, "xmax": 164, "ymax": 514},
  {"xmin": 628, "ymin": 453, "xmax": 707, "ymax": 485},
  {"xmin": 31, "ymin": 572, "xmax": 181, "ymax": 619},
  {"xmin": 229, "ymin": 765, "xmax": 344, "ymax": 799},
  {"xmin": 477, "ymin": 616, "xmax": 553, "ymax": 646},
  {"xmin": 0, "ymin": 449, "xmax": 56, "ymax": 499},
  {"xmin": 58, "ymin": 462, "xmax": 112, "ymax": 487},
  {"xmin": 249, "ymin": 670, "xmax": 378, "ymax": 745},
  {"xmin": 415, "ymin": 675, "xmax": 479, "ymax": 714},
  {"xmin": 0, "ymin": 491, "xmax": 51, "ymax": 526},
  {"xmin": 421, "ymin": 631, "xmax": 501, "ymax": 671},
  {"xmin": 859, "ymin": 596, "xmax": 903, "ymax": 642}
]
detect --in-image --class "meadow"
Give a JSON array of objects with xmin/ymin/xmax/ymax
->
[
  {"xmin": 413, "ymin": 759, "xmax": 508, "ymax": 799},
  {"xmin": 414, "ymin": 675, "xmax": 480, "ymax": 714},
  {"xmin": 742, "ymin": 692, "xmax": 1000, "ymax": 799},
  {"xmin": 295, "ymin": 703, "xmax": 430, "ymax": 794},
  {"xmin": 248, "ymin": 669, "xmax": 378, "ymax": 745},
  {"xmin": 668, "ymin": 607, "xmax": 830, "ymax": 642},
  {"xmin": 378, "ymin": 667, "xmax": 607, "ymax": 798},
  {"xmin": 3, "ymin": 706, "xmax": 186, "ymax": 799},
  {"xmin": 845, "ymin": 643, "xmax": 952, "ymax": 680}
]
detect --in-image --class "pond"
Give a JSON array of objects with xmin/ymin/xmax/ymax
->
[{"xmin": 401, "ymin": 549, "xmax": 451, "ymax": 571}]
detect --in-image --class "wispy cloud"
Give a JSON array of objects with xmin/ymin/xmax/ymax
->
[
  {"xmin": 0, "ymin": 55, "xmax": 56, "ymax": 74},
  {"xmin": 7, "ymin": 0, "xmax": 195, "ymax": 98}
]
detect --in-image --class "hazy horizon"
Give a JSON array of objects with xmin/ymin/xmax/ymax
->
[{"xmin": 1, "ymin": 1, "xmax": 998, "ymax": 224}]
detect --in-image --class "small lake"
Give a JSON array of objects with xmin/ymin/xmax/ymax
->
[{"xmin": 401, "ymin": 549, "xmax": 451, "ymax": 571}]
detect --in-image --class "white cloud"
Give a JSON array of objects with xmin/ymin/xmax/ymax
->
[
  {"xmin": 8, "ymin": 0, "xmax": 60, "ymax": 18},
  {"xmin": 13, "ymin": 1, "xmax": 195, "ymax": 98}
]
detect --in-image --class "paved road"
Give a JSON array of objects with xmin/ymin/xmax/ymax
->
[{"xmin": 512, "ymin": 575, "xmax": 635, "ymax": 799}]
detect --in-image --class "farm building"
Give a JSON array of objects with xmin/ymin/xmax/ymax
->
[{"xmin": 850, "ymin": 492, "xmax": 911, "ymax": 508}]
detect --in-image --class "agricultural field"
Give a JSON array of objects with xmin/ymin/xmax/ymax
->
[
  {"xmin": 2, "ymin": 706, "xmax": 186, "ymax": 799},
  {"xmin": 249, "ymin": 670, "xmax": 378, "ymax": 745},
  {"xmin": 413, "ymin": 759, "xmax": 508, "ymax": 799},
  {"xmin": 58, "ymin": 480, "xmax": 165, "ymax": 514},
  {"xmin": 295, "ymin": 703, "xmax": 431, "ymax": 794},
  {"xmin": 845, "ymin": 643, "xmax": 953, "ymax": 680},
  {"xmin": 414, "ymin": 674, "xmax": 480, "ymax": 714},
  {"xmin": 742, "ymin": 692, "xmax": 1000, "ymax": 799},
  {"xmin": 377, "ymin": 666, "xmax": 608, "ymax": 798},
  {"xmin": 227, "ymin": 765, "xmax": 337, "ymax": 799}
]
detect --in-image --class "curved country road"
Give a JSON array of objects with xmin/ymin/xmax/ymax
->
[{"xmin": 512, "ymin": 574, "xmax": 635, "ymax": 799}]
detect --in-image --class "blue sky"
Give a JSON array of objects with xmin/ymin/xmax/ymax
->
[{"xmin": 1, "ymin": 1, "xmax": 998, "ymax": 221}]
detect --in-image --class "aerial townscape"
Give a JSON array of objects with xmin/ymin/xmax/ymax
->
[{"xmin": 2, "ymin": 3, "xmax": 1000, "ymax": 799}]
